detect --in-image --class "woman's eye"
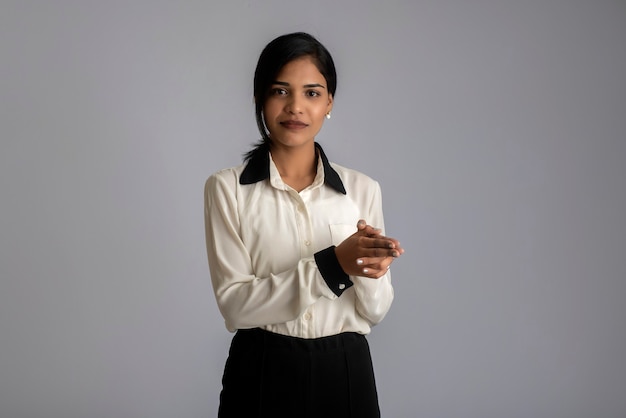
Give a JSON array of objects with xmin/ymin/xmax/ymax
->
[
  {"xmin": 306, "ymin": 90, "xmax": 321, "ymax": 97},
  {"xmin": 272, "ymin": 88, "xmax": 287, "ymax": 96}
]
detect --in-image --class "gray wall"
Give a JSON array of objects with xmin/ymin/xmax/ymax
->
[{"xmin": 1, "ymin": 1, "xmax": 625, "ymax": 417}]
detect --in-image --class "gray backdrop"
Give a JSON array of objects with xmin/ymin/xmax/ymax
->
[{"xmin": 1, "ymin": 1, "xmax": 625, "ymax": 417}]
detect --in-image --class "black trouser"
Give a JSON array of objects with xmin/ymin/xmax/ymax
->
[{"xmin": 218, "ymin": 328, "xmax": 381, "ymax": 418}]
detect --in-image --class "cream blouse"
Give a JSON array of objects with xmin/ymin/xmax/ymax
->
[{"xmin": 204, "ymin": 143, "xmax": 394, "ymax": 338}]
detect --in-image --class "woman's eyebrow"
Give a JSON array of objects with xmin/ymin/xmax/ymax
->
[{"xmin": 272, "ymin": 81, "xmax": 326, "ymax": 89}]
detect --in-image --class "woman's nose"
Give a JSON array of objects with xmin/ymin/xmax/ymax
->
[{"xmin": 285, "ymin": 95, "xmax": 303, "ymax": 114}]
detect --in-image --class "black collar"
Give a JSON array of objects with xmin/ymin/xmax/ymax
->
[{"xmin": 239, "ymin": 142, "xmax": 346, "ymax": 195}]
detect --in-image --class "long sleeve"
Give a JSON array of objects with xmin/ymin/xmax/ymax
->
[{"xmin": 352, "ymin": 181, "xmax": 395, "ymax": 326}]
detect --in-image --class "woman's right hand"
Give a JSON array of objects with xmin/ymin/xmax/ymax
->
[{"xmin": 334, "ymin": 219, "xmax": 404, "ymax": 278}]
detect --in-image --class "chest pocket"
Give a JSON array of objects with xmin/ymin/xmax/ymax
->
[{"xmin": 329, "ymin": 224, "xmax": 357, "ymax": 246}]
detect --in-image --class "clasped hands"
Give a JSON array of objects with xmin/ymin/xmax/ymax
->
[{"xmin": 335, "ymin": 219, "xmax": 404, "ymax": 279}]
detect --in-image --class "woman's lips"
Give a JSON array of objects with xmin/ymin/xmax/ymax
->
[{"xmin": 280, "ymin": 120, "xmax": 308, "ymax": 129}]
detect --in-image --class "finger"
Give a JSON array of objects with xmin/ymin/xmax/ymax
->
[
  {"xmin": 372, "ymin": 234, "xmax": 402, "ymax": 250},
  {"xmin": 360, "ymin": 264, "xmax": 391, "ymax": 279},
  {"xmin": 361, "ymin": 224, "xmax": 383, "ymax": 236},
  {"xmin": 361, "ymin": 247, "xmax": 400, "ymax": 258},
  {"xmin": 356, "ymin": 223, "xmax": 402, "ymax": 250},
  {"xmin": 362, "ymin": 236, "xmax": 398, "ymax": 250},
  {"xmin": 356, "ymin": 256, "xmax": 390, "ymax": 268},
  {"xmin": 388, "ymin": 240, "xmax": 404, "ymax": 255},
  {"xmin": 362, "ymin": 235, "xmax": 404, "ymax": 255},
  {"xmin": 357, "ymin": 220, "xmax": 385, "ymax": 236}
]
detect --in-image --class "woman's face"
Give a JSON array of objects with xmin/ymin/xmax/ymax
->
[{"xmin": 263, "ymin": 56, "xmax": 333, "ymax": 151}]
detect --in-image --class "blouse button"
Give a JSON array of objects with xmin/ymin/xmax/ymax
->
[
  {"xmin": 304, "ymin": 240, "xmax": 311, "ymax": 246},
  {"xmin": 303, "ymin": 312, "xmax": 312, "ymax": 321},
  {"xmin": 338, "ymin": 283, "xmax": 346, "ymax": 290}
]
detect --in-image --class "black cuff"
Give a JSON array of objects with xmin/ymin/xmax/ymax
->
[{"xmin": 314, "ymin": 245, "xmax": 353, "ymax": 297}]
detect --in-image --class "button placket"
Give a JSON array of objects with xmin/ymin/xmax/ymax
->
[
  {"xmin": 301, "ymin": 307, "xmax": 314, "ymax": 337},
  {"xmin": 294, "ymin": 197, "xmax": 313, "ymax": 255}
]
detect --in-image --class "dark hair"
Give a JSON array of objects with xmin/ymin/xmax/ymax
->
[{"xmin": 244, "ymin": 32, "xmax": 337, "ymax": 161}]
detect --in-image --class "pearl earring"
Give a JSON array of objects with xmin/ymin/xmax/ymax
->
[{"xmin": 326, "ymin": 112, "xmax": 331, "ymax": 120}]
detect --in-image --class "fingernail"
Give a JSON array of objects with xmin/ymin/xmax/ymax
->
[
  {"xmin": 392, "ymin": 251, "xmax": 398, "ymax": 257},
  {"xmin": 356, "ymin": 259, "xmax": 364, "ymax": 265},
  {"xmin": 362, "ymin": 268, "xmax": 369, "ymax": 274}
]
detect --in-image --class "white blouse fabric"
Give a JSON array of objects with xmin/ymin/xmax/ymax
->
[{"xmin": 204, "ymin": 144, "xmax": 394, "ymax": 339}]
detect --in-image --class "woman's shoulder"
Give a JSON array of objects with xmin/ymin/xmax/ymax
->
[
  {"xmin": 329, "ymin": 161, "xmax": 380, "ymax": 189},
  {"xmin": 205, "ymin": 163, "xmax": 246, "ymax": 190},
  {"xmin": 329, "ymin": 162, "xmax": 382, "ymax": 200}
]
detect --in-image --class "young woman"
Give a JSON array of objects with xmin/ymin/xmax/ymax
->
[{"xmin": 204, "ymin": 32, "xmax": 404, "ymax": 417}]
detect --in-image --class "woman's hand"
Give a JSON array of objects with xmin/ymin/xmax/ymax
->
[{"xmin": 335, "ymin": 219, "xmax": 404, "ymax": 278}]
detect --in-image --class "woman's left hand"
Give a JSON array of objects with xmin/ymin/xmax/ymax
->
[{"xmin": 354, "ymin": 220, "xmax": 403, "ymax": 277}]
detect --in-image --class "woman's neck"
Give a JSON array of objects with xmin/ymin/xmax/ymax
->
[{"xmin": 270, "ymin": 142, "xmax": 317, "ymax": 191}]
